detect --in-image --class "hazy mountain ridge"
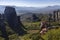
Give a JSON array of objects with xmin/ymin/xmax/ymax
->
[{"xmin": 0, "ymin": 5, "xmax": 60, "ymax": 14}]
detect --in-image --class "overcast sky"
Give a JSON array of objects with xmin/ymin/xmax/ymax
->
[{"xmin": 0, "ymin": 0, "xmax": 60, "ymax": 7}]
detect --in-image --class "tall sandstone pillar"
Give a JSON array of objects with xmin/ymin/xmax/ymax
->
[
  {"xmin": 53, "ymin": 11, "xmax": 56, "ymax": 22},
  {"xmin": 57, "ymin": 10, "xmax": 60, "ymax": 21},
  {"xmin": 53, "ymin": 11, "xmax": 59, "ymax": 22},
  {"xmin": 4, "ymin": 6, "xmax": 26, "ymax": 35}
]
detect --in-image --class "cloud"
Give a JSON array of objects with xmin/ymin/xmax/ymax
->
[{"xmin": 0, "ymin": 0, "xmax": 60, "ymax": 7}]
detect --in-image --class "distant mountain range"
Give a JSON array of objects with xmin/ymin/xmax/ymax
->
[{"xmin": 0, "ymin": 5, "xmax": 60, "ymax": 15}]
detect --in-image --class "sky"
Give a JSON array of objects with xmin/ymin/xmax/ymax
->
[{"xmin": 0, "ymin": 0, "xmax": 60, "ymax": 7}]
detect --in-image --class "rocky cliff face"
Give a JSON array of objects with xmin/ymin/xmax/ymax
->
[
  {"xmin": 0, "ymin": 14, "xmax": 9, "ymax": 40},
  {"xmin": 4, "ymin": 6, "xmax": 26, "ymax": 35}
]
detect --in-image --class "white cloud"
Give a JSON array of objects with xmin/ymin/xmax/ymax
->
[{"xmin": 0, "ymin": 1, "xmax": 60, "ymax": 7}]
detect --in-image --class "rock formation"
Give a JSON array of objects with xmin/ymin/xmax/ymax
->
[{"xmin": 4, "ymin": 6, "xmax": 27, "ymax": 35}]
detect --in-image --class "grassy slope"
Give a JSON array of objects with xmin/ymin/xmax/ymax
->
[
  {"xmin": 0, "ymin": 21, "xmax": 60, "ymax": 40},
  {"xmin": 42, "ymin": 28, "xmax": 60, "ymax": 40}
]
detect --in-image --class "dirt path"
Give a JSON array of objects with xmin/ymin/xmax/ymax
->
[{"xmin": 27, "ymin": 30, "xmax": 40, "ymax": 33}]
